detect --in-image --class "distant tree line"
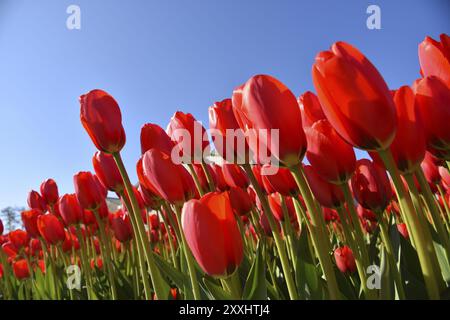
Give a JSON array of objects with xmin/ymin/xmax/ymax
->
[{"xmin": 1, "ymin": 206, "xmax": 24, "ymax": 233}]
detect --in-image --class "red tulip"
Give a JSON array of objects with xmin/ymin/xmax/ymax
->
[
  {"xmin": 166, "ymin": 111, "xmax": 209, "ymax": 162},
  {"xmin": 415, "ymin": 76, "xmax": 450, "ymax": 155},
  {"xmin": 303, "ymin": 165, "xmax": 344, "ymax": 209},
  {"xmin": 21, "ymin": 209, "xmax": 43, "ymax": 238},
  {"xmin": 370, "ymin": 86, "xmax": 425, "ymax": 174},
  {"xmin": 142, "ymin": 149, "xmax": 187, "ymax": 204},
  {"xmin": 62, "ymin": 231, "xmax": 80, "ymax": 252},
  {"xmin": 141, "ymin": 123, "xmax": 175, "ymax": 156},
  {"xmin": 418, "ymin": 34, "xmax": 450, "ymax": 88},
  {"xmin": 397, "ymin": 223, "xmax": 409, "ymax": 239},
  {"xmin": 312, "ymin": 41, "xmax": 396, "ymax": 151},
  {"xmin": 74, "ymin": 172, "xmax": 106, "ymax": 211},
  {"xmin": 267, "ymin": 193, "xmax": 296, "ymax": 223},
  {"xmin": 439, "ymin": 166, "xmax": 450, "ymax": 190},
  {"xmin": 298, "ymin": 91, "xmax": 326, "ymax": 130},
  {"xmin": 9, "ymin": 230, "xmax": 29, "ymax": 250},
  {"xmin": 232, "ymin": 74, "xmax": 307, "ymax": 166},
  {"xmin": 228, "ymin": 187, "xmax": 253, "ymax": 216},
  {"xmin": 37, "ymin": 214, "xmax": 65, "ymax": 245},
  {"xmin": 351, "ymin": 159, "xmax": 392, "ymax": 213},
  {"xmin": 210, "ymin": 164, "xmax": 229, "ymax": 191},
  {"xmin": 58, "ymin": 194, "xmax": 83, "ymax": 226},
  {"xmin": 305, "ymin": 119, "xmax": 356, "ymax": 184},
  {"xmin": 260, "ymin": 164, "xmax": 298, "ymax": 196},
  {"xmin": 421, "ymin": 152, "xmax": 441, "ymax": 187},
  {"xmin": 148, "ymin": 213, "xmax": 160, "ymax": 231},
  {"xmin": 27, "ymin": 190, "xmax": 47, "ymax": 211},
  {"xmin": 181, "ymin": 192, "xmax": 243, "ymax": 277},
  {"xmin": 222, "ymin": 163, "xmax": 249, "ymax": 189},
  {"xmin": 13, "ymin": 259, "xmax": 30, "ymax": 280},
  {"xmin": 40, "ymin": 179, "xmax": 59, "ymax": 205},
  {"xmin": 79, "ymin": 89, "xmax": 126, "ymax": 154},
  {"xmin": 334, "ymin": 246, "xmax": 357, "ymax": 273},
  {"xmin": 356, "ymin": 204, "xmax": 378, "ymax": 222},
  {"xmin": 92, "ymin": 151, "xmax": 124, "ymax": 193},
  {"xmin": 323, "ymin": 207, "xmax": 338, "ymax": 223},
  {"xmin": 209, "ymin": 98, "xmax": 249, "ymax": 162},
  {"xmin": 2, "ymin": 242, "xmax": 18, "ymax": 258},
  {"xmin": 110, "ymin": 211, "xmax": 133, "ymax": 243}
]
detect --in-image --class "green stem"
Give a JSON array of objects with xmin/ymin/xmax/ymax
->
[
  {"xmin": 413, "ymin": 169, "xmax": 450, "ymax": 261},
  {"xmin": 201, "ymin": 162, "xmax": 215, "ymax": 192},
  {"xmin": 113, "ymin": 152, "xmax": 168, "ymax": 299},
  {"xmin": 379, "ymin": 215, "xmax": 406, "ymax": 300},
  {"xmin": 378, "ymin": 148, "xmax": 442, "ymax": 299},
  {"xmin": 242, "ymin": 164, "xmax": 299, "ymax": 300},
  {"xmin": 289, "ymin": 164, "xmax": 340, "ymax": 300},
  {"xmin": 173, "ymin": 205, "xmax": 202, "ymax": 300},
  {"xmin": 187, "ymin": 163, "xmax": 205, "ymax": 196}
]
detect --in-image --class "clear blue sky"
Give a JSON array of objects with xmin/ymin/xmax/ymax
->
[{"xmin": 0, "ymin": 0, "xmax": 449, "ymax": 209}]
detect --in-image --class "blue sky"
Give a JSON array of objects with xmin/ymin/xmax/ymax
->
[{"xmin": 0, "ymin": 0, "xmax": 449, "ymax": 209}]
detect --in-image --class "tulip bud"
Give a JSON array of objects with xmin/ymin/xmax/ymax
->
[
  {"xmin": 222, "ymin": 163, "xmax": 249, "ymax": 189},
  {"xmin": 92, "ymin": 151, "xmax": 124, "ymax": 193},
  {"xmin": 74, "ymin": 171, "xmax": 106, "ymax": 211},
  {"xmin": 9, "ymin": 230, "xmax": 30, "ymax": 250},
  {"xmin": 210, "ymin": 164, "xmax": 229, "ymax": 191},
  {"xmin": 141, "ymin": 123, "xmax": 175, "ymax": 156},
  {"xmin": 261, "ymin": 164, "xmax": 298, "ymax": 196},
  {"xmin": 334, "ymin": 245, "xmax": 357, "ymax": 273},
  {"xmin": 298, "ymin": 91, "xmax": 326, "ymax": 130},
  {"xmin": 40, "ymin": 179, "xmax": 59, "ymax": 205},
  {"xmin": 181, "ymin": 192, "xmax": 243, "ymax": 277},
  {"xmin": 13, "ymin": 259, "xmax": 30, "ymax": 280},
  {"xmin": 303, "ymin": 165, "xmax": 344, "ymax": 209},
  {"xmin": 312, "ymin": 42, "xmax": 396, "ymax": 151},
  {"xmin": 21, "ymin": 209, "xmax": 43, "ymax": 238},
  {"xmin": 27, "ymin": 190, "xmax": 47, "ymax": 211},
  {"xmin": 397, "ymin": 223, "xmax": 410, "ymax": 239},
  {"xmin": 232, "ymin": 74, "xmax": 307, "ymax": 167},
  {"xmin": 305, "ymin": 119, "xmax": 356, "ymax": 184},
  {"xmin": 58, "ymin": 194, "xmax": 83, "ymax": 226},
  {"xmin": 79, "ymin": 89, "xmax": 126, "ymax": 154},
  {"xmin": 415, "ymin": 76, "xmax": 450, "ymax": 155},
  {"xmin": 228, "ymin": 187, "xmax": 253, "ymax": 216},
  {"xmin": 37, "ymin": 214, "xmax": 66, "ymax": 245},
  {"xmin": 110, "ymin": 211, "xmax": 133, "ymax": 243},
  {"xmin": 418, "ymin": 34, "xmax": 450, "ymax": 88}
]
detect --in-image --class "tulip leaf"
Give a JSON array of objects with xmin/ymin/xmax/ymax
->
[
  {"xmin": 242, "ymin": 243, "xmax": 267, "ymax": 300},
  {"xmin": 153, "ymin": 250, "xmax": 191, "ymax": 297},
  {"xmin": 379, "ymin": 246, "xmax": 394, "ymax": 300},
  {"xmin": 203, "ymin": 277, "xmax": 233, "ymax": 300}
]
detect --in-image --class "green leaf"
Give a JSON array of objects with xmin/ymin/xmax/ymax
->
[
  {"xmin": 242, "ymin": 243, "xmax": 267, "ymax": 300},
  {"xmin": 203, "ymin": 277, "xmax": 233, "ymax": 300},
  {"xmin": 379, "ymin": 246, "xmax": 394, "ymax": 300},
  {"xmin": 153, "ymin": 251, "xmax": 191, "ymax": 298}
]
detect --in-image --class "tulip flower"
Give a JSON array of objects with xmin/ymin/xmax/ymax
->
[
  {"xmin": 312, "ymin": 41, "xmax": 396, "ymax": 151},
  {"xmin": 303, "ymin": 165, "xmax": 345, "ymax": 209},
  {"xmin": 232, "ymin": 74, "xmax": 307, "ymax": 166},
  {"xmin": 110, "ymin": 211, "xmax": 133, "ymax": 243},
  {"xmin": 182, "ymin": 192, "xmax": 243, "ymax": 277},
  {"xmin": 334, "ymin": 246, "xmax": 357, "ymax": 274},
  {"xmin": 13, "ymin": 259, "xmax": 30, "ymax": 280},
  {"xmin": 209, "ymin": 98, "xmax": 249, "ymax": 162},
  {"xmin": 369, "ymin": 86, "xmax": 426, "ymax": 174},
  {"xmin": 421, "ymin": 152, "xmax": 441, "ymax": 187},
  {"xmin": 37, "ymin": 214, "xmax": 66, "ymax": 245},
  {"xmin": 228, "ymin": 187, "xmax": 253, "ymax": 216},
  {"xmin": 58, "ymin": 194, "xmax": 83, "ymax": 226},
  {"xmin": 142, "ymin": 149, "xmax": 187, "ymax": 204},
  {"xmin": 222, "ymin": 163, "xmax": 249, "ymax": 189},
  {"xmin": 148, "ymin": 213, "xmax": 160, "ymax": 231},
  {"xmin": 166, "ymin": 111, "xmax": 209, "ymax": 162},
  {"xmin": 62, "ymin": 231, "xmax": 80, "ymax": 252},
  {"xmin": 356, "ymin": 204, "xmax": 378, "ymax": 222},
  {"xmin": 210, "ymin": 164, "xmax": 229, "ymax": 191},
  {"xmin": 27, "ymin": 190, "xmax": 47, "ymax": 211},
  {"xmin": 351, "ymin": 159, "xmax": 392, "ymax": 213},
  {"xmin": 141, "ymin": 123, "xmax": 176, "ymax": 156},
  {"xmin": 40, "ymin": 179, "xmax": 59, "ymax": 205},
  {"xmin": 21, "ymin": 209, "xmax": 43, "ymax": 238},
  {"xmin": 93, "ymin": 151, "xmax": 124, "ymax": 193},
  {"xmin": 260, "ymin": 164, "xmax": 298, "ymax": 196},
  {"xmin": 9, "ymin": 230, "xmax": 29, "ymax": 250},
  {"xmin": 267, "ymin": 193, "xmax": 296, "ymax": 223},
  {"xmin": 298, "ymin": 91, "xmax": 326, "ymax": 130},
  {"xmin": 397, "ymin": 223, "xmax": 410, "ymax": 239},
  {"xmin": 415, "ymin": 76, "xmax": 450, "ymax": 154},
  {"xmin": 74, "ymin": 171, "xmax": 106, "ymax": 210},
  {"xmin": 418, "ymin": 34, "xmax": 450, "ymax": 88},
  {"xmin": 305, "ymin": 119, "xmax": 356, "ymax": 184},
  {"xmin": 439, "ymin": 166, "xmax": 450, "ymax": 190},
  {"xmin": 79, "ymin": 89, "xmax": 126, "ymax": 154}
]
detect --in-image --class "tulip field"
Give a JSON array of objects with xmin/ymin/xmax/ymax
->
[{"xmin": 1, "ymin": 34, "xmax": 450, "ymax": 301}]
